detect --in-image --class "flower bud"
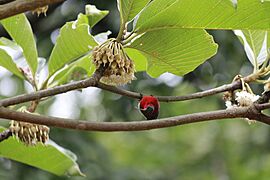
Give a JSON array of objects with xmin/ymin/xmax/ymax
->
[{"xmin": 91, "ymin": 39, "xmax": 135, "ymax": 86}]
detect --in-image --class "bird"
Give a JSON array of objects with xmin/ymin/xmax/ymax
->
[{"xmin": 138, "ymin": 95, "xmax": 160, "ymax": 120}]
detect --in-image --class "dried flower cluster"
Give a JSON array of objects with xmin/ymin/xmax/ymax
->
[
  {"xmin": 9, "ymin": 121, "xmax": 49, "ymax": 146},
  {"xmin": 32, "ymin": 6, "xmax": 49, "ymax": 16},
  {"xmin": 92, "ymin": 39, "xmax": 135, "ymax": 86}
]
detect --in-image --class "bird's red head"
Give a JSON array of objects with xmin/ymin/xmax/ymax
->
[{"xmin": 138, "ymin": 95, "xmax": 160, "ymax": 120}]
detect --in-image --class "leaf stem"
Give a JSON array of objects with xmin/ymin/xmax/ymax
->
[
  {"xmin": 116, "ymin": 22, "xmax": 127, "ymax": 42},
  {"xmin": 122, "ymin": 32, "xmax": 139, "ymax": 45}
]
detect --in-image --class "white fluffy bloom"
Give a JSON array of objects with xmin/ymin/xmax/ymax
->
[
  {"xmin": 225, "ymin": 101, "xmax": 237, "ymax": 109},
  {"xmin": 235, "ymin": 91, "xmax": 260, "ymax": 107}
]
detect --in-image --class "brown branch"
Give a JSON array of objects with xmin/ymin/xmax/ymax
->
[
  {"xmin": 0, "ymin": 71, "xmax": 260, "ymax": 108},
  {"xmin": 0, "ymin": 106, "xmax": 255, "ymax": 132},
  {"xmin": 0, "ymin": 79, "xmax": 241, "ymax": 107},
  {"xmin": 252, "ymin": 91, "xmax": 270, "ymax": 111},
  {"xmin": 0, "ymin": 68, "xmax": 104, "ymax": 107},
  {"xmin": 97, "ymin": 81, "xmax": 241, "ymax": 102},
  {"xmin": 255, "ymin": 102, "xmax": 270, "ymax": 111},
  {"xmin": 0, "ymin": 0, "xmax": 65, "ymax": 20}
]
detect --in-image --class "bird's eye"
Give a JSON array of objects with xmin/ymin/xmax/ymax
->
[{"xmin": 145, "ymin": 106, "xmax": 154, "ymax": 113}]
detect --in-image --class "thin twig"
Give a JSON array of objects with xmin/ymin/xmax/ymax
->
[
  {"xmin": 253, "ymin": 91, "xmax": 270, "ymax": 111},
  {"xmin": 0, "ymin": 68, "xmax": 261, "ymax": 108},
  {"xmin": 0, "ymin": 0, "xmax": 65, "ymax": 20},
  {"xmin": 0, "ymin": 78, "xmax": 242, "ymax": 107},
  {"xmin": 255, "ymin": 102, "xmax": 270, "ymax": 111},
  {"xmin": 0, "ymin": 106, "xmax": 259, "ymax": 132},
  {"xmin": 98, "ymin": 81, "xmax": 242, "ymax": 102},
  {"xmin": 0, "ymin": 68, "xmax": 104, "ymax": 107}
]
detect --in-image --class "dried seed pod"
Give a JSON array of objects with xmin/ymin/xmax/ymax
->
[
  {"xmin": 32, "ymin": 6, "xmax": 49, "ymax": 16},
  {"xmin": 9, "ymin": 120, "xmax": 50, "ymax": 146},
  {"xmin": 102, "ymin": 55, "xmax": 108, "ymax": 64},
  {"xmin": 91, "ymin": 39, "xmax": 135, "ymax": 86}
]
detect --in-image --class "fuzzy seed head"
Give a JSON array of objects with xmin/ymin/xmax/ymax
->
[{"xmin": 235, "ymin": 91, "xmax": 260, "ymax": 107}]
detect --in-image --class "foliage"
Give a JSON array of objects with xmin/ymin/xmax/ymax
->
[
  {"xmin": 0, "ymin": 127, "xmax": 83, "ymax": 176},
  {"xmin": 0, "ymin": 0, "xmax": 270, "ymax": 178}
]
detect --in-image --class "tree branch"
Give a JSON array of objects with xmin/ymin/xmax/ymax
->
[
  {"xmin": 97, "ymin": 81, "xmax": 241, "ymax": 102},
  {"xmin": 255, "ymin": 103, "xmax": 270, "ymax": 111},
  {"xmin": 0, "ymin": 106, "xmax": 257, "ymax": 132},
  {"xmin": 0, "ymin": 0, "xmax": 65, "ymax": 20},
  {"xmin": 0, "ymin": 68, "xmax": 104, "ymax": 107},
  {"xmin": 0, "ymin": 70, "xmax": 260, "ymax": 108},
  {"xmin": 1, "ymin": 104, "xmax": 269, "ymax": 132},
  {"xmin": 0, "ymin": 79, "xmax": 242, "ymax": 107}
]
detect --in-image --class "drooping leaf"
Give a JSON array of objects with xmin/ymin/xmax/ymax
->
[
  {"xmin": 117, "ymin": 0, "xmax": 150, "ymax": 23},
  {"xmin": 0, "ymin": 37, "xmax": 24, "ymax": 79},
  {"xmin": 0, "ymin": 127, "xmax": 84, "ymax": 176},
  {"xmin": 48, "ymin": 21, "xmax": 97, "ymax": 76},
  {"xmin": 1, "ymin": 14, "xmax": 38, "ymax": 76},
  {"xmin": 81, "ymin": 5, "xmax": 109, "ymax": 28},
  {"xmin": 125, "ymin": 48, "xmax": 147, "ymax": 71},
  {"xmin": 234, "ymin": 30, "xmax": 268, "ymax": 67},
  {"xmin": 134, "ymin": 0, "xmax": 270, "ymax": 33},
  {"xmin": 49, "ymin": 54, "xmax": 94, "ymax": 87},
  {"xmin": 0, "ymin": 49, "xmax": 24, "ymax": 79},
  {"xmin": 128, "ymin": 29, "xmax": 217, "ymax": 77},
  {"xmin": 0, "ymin": 37, "xmax": 21, "ymax": 51}
]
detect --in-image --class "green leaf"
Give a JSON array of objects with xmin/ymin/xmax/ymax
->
[
  {"xmin": 128, "ymin": 29, "xmax": 217, "ymax": 77},
  {"xmin": 0, "ymin": 127, "xmax": 84, "ymax": 177},
  {"xmin": 135, "ymin": 0, "xmax": 270, "ymax": 33},
  {"xmin": 125, "ymin": 48, "xmax": 147, "ymax": 71},
  {"xmin": 83, "ymin": 5, "xmax": 109, "ymax": 28},
  {"xmin": 48, "ymin": 22, "xmax": 98, "ymax": 76},
  {"xmin": 1, "ymin": 14, "xmax": 38, "ymax": 76},
  {"xmin": 0, "ymin": 37, "xmax": 24, "ymax": 79},
  {"xmin": 118, "ymin": 0, "xmax": 150, "ymax": 23},
  {"xmin": 0, "ymin": 48, "xmax": 24, "ymax": 79},
  {"xmin": 49, "ymin": 54, "xmax": 94, "ymax": 87},
  {"xmin": 234, "ymin": 30, "xmax": 268, "ymax": 67}
]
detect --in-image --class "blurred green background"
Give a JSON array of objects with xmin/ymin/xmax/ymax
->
[{"xmin": 0, "ymin": 0, "xmax": 270, "ymax": 179}]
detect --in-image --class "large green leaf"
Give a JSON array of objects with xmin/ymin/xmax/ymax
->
[
  {"xmin": 48, "ymin": 22, "xmax": 98, "ymax": 76},
  {"xmin": 234, "ymin": 30, "xmax": 268, "ymax": 67},
  {"xmin": 83, "ymin": 5, "xmax": 109, "ymax": 28},
  {"xmin": 0, "ymin": 127, "xmax": 84, "ymax": 176},
  {"xmin": 124, "ymin": 48, "xmax": 147, "ymax": 71},
  {"xmin": 118, "ymin": 0, "xmax": 150, "ymax": 23},
  {"xmin": 1, "ymin": 14, "xmax": 38, "ymax": 76},
  {"xmin": 128, "ymin": 29, "xmax": 217, "ymax": 77},
  {"xmin": 135, "ymin": 0, "xmax": 270, "ymax": 33}
]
